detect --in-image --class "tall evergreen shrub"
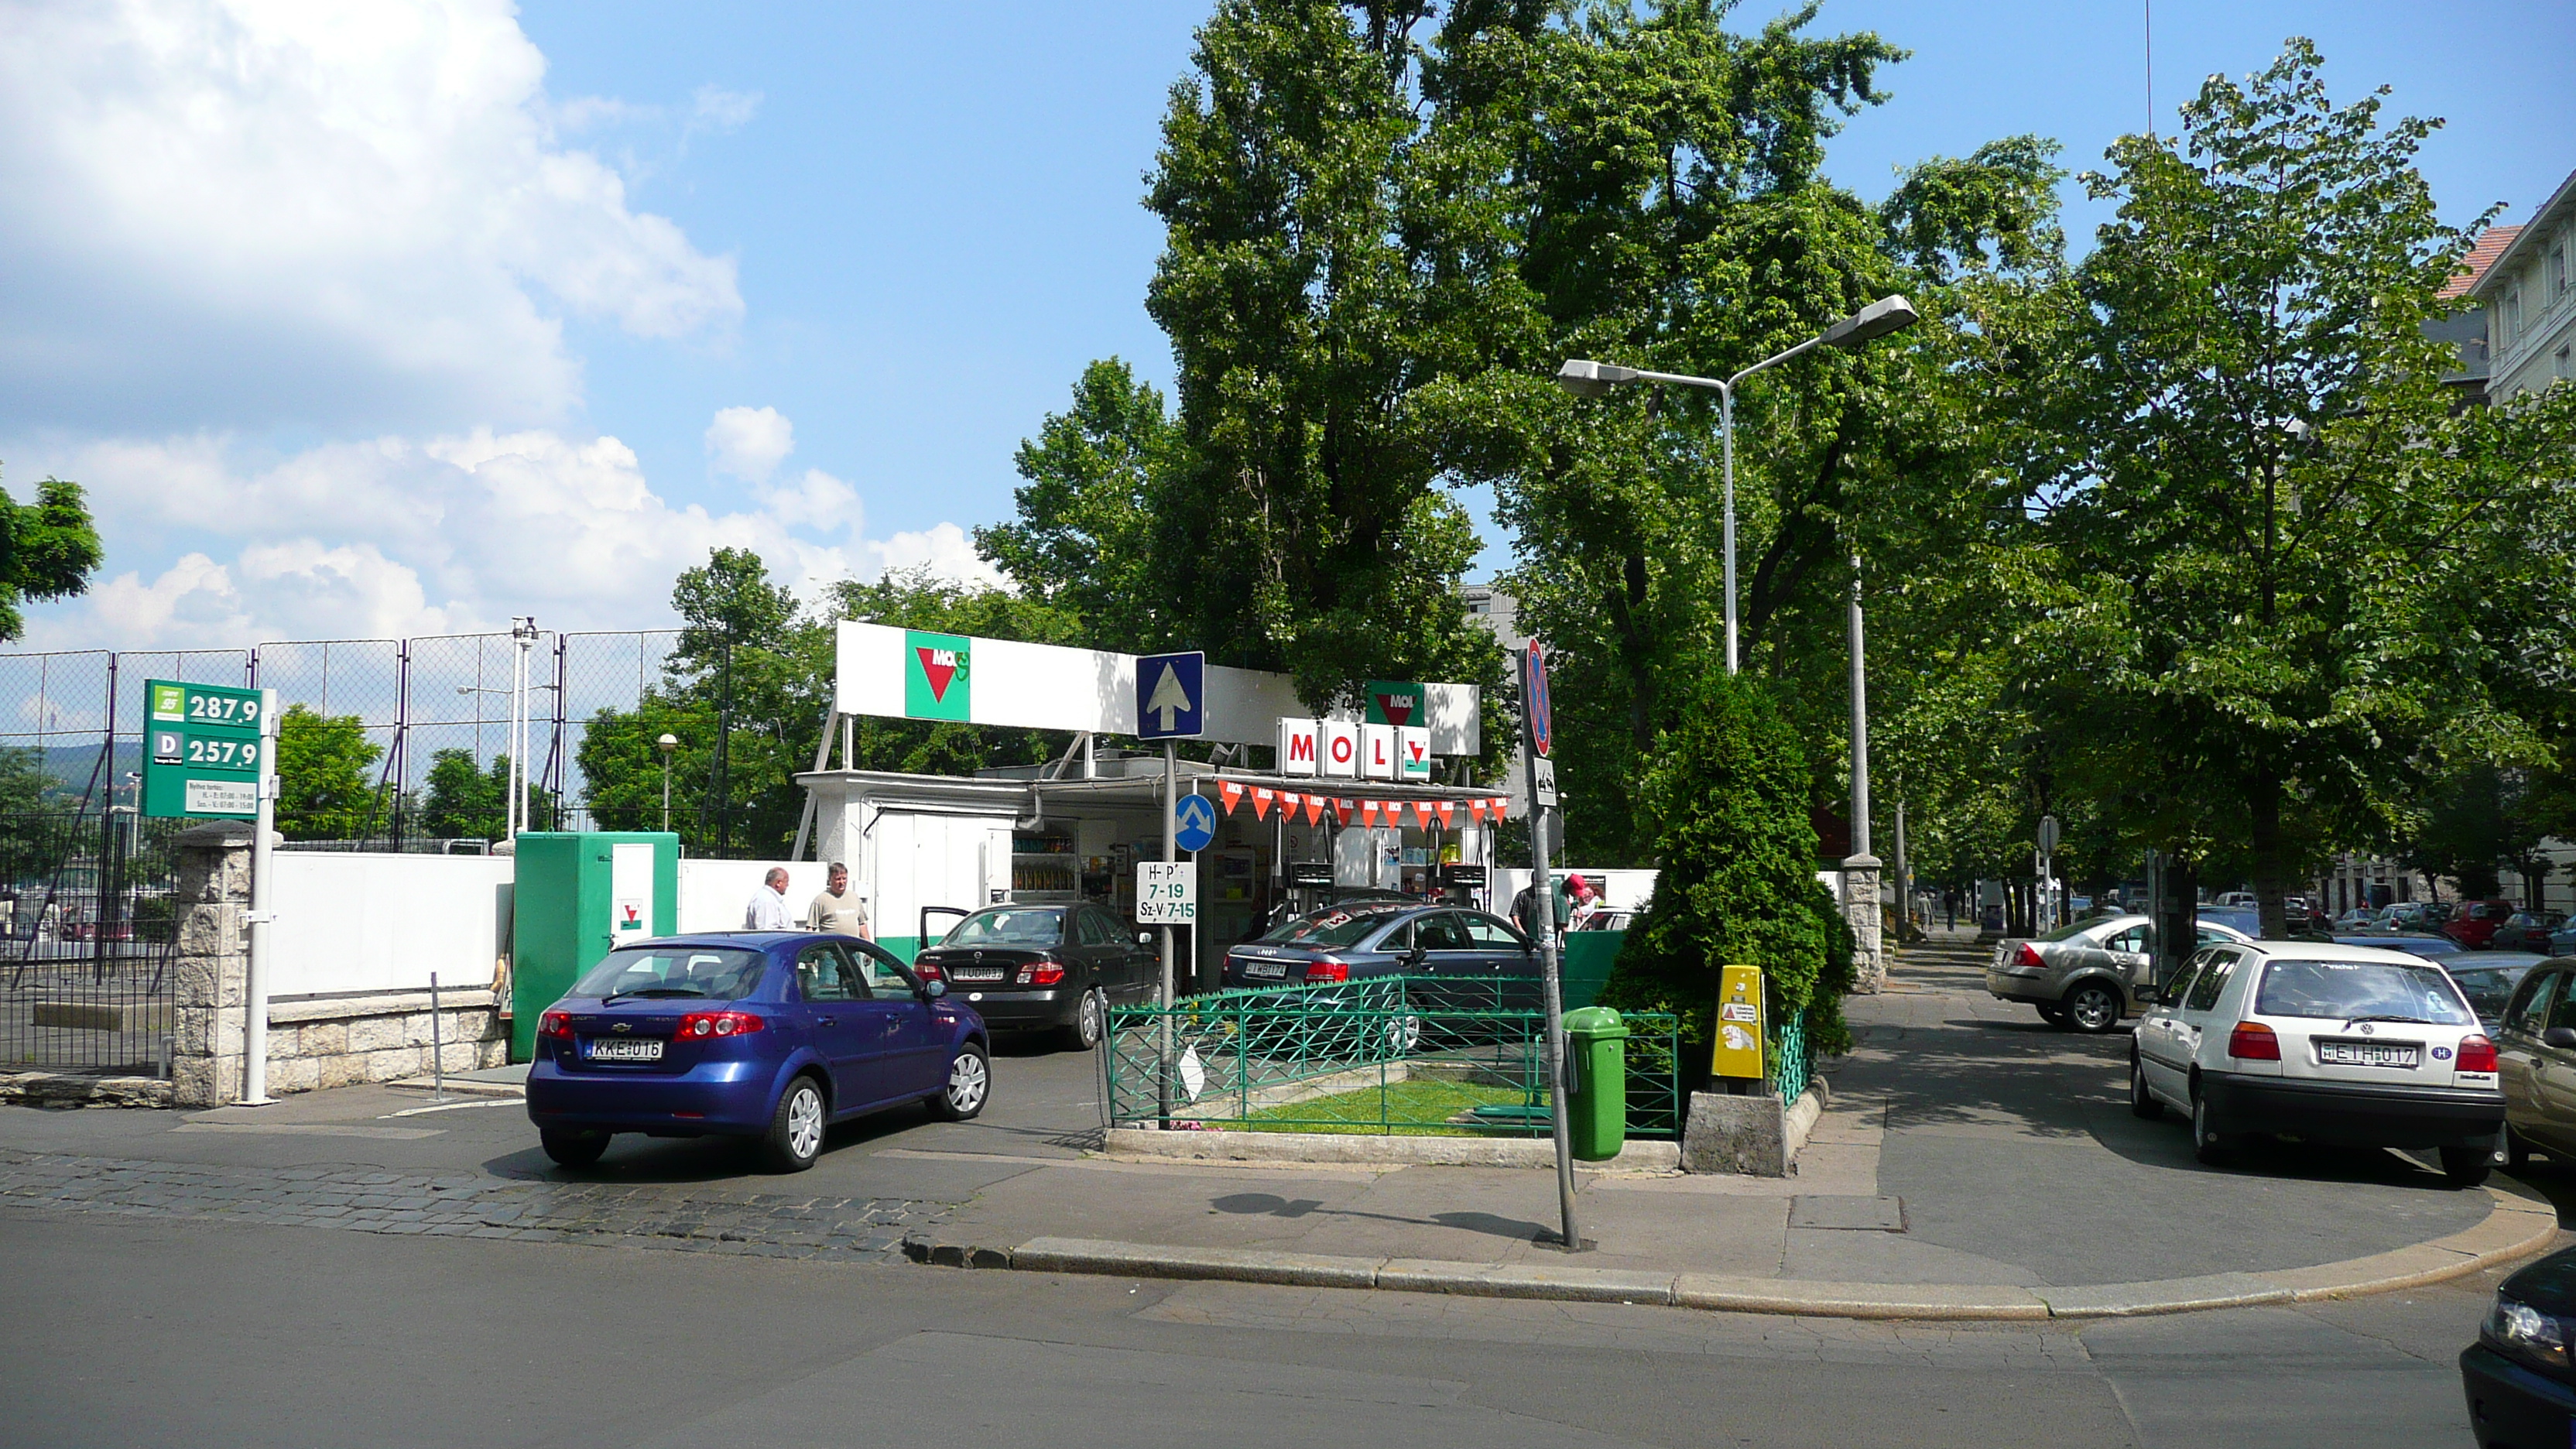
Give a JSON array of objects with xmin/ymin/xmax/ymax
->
[{"xmin": 1598, "ymin": 672, "xmax": 1855, "ymax": 1057}]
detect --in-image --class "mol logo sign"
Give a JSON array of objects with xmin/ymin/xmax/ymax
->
[{"xmin": 904, "ymin": 631, "xmax": 971, "ymax": 721}]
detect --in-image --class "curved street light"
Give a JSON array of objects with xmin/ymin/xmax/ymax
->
[{"xmin": 1555, "ymin": 294, "xmax": 1920, "ymax": 675}]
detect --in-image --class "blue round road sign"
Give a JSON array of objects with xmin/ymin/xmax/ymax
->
[
  {"xmin": 1521, "ymin": 641, "xmax": 1553, "ymax": 759},
  {"xmin": 1173, "ymin": 792, "xmax": 1218, "ymax": 853}
]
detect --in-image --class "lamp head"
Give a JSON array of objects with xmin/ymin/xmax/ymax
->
[
  {"xmin": 1554, "ymin": 358, "xmax": 1639, "ymax": 399},
  {"xmin": 656, "ymin": 733, "xmax": 679, "ymax": 754},
  {"xmin": 1819, "ymin": 295, "xmax": 1920, "ymax": 350}
]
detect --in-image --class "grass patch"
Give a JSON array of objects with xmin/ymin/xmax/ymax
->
[{"xmin": 1236, "ymin": 1075, "xmax": 1549, "ymax": 1137}]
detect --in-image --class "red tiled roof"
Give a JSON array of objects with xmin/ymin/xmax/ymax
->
[{"xmin": 2442, "ymin": 225, "xmax": 2522, "ymax": 300}]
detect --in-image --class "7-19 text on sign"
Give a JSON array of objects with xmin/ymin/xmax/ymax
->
[{"xmin": 1135, "ymin": 862, "xmax": 1197, "ymax": 925}]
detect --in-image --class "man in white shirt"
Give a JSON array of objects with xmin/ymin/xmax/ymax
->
[
  {"xmin": 805, "ymin": 862, "xmax": 872, "ymax": 940},
  {"xmin": 745, "ymin": 868, "xmax": 791, "ymax": 930}
]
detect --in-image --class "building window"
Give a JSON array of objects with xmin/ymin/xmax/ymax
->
[
  {"xmin": 2560, "ymin": 345, "xmax": 2573, "ymax": 381},
  {"xmin": 2503, "ymin": 283, "xmax": 2523, "ymax": 348},
  {"xmin": 2553, "ymin": 239, "xmax": 2571, "ymax": 301}
]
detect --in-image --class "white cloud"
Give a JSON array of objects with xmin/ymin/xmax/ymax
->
[
  {"xmin": 690, "ymin": 85, "xmax": 762, "ymax": 132},
  {"xmin": 15, "ymin": 428, "xmax": 1003, "ymax": 649},
  {"xmin": 0, "ymin": 0, "xmax": 742, "ymax": 433},
  {"xmin": 705, "ymin": 405, "xmax": 796, "ymax": 482}
]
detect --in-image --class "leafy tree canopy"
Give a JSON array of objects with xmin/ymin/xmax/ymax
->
[{"xmin": 274, "ymin": 705, "xmax": 381, "ymax": 840}]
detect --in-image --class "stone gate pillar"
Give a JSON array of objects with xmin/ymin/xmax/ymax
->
[
  {"xmin": 1841, "ymin": 852, "xmax": 1886, "ymax": 994},
  {"xmin": 170, "ymin": 820, "xmax": 253, "ymax": 1108}
]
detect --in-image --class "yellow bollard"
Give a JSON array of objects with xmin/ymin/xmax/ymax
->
[{"xmin": 1711, "ymin": 964, "xmax": 1766, "ymax": 1081}]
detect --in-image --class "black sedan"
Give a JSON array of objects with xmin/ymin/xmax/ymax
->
[
  {"xmin": 1221, "ymin": 901, "xmax": 1542, "ymax": 1008},
  {"xmin": 2465, "ymin": 1242, "xmax": 2576, "ymax": 1445},
  {"xmin": 910, "ymin": 903, "xmax": 1156, "ymax": 1050}
]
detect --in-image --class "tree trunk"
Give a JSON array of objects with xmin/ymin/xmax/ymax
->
[{"xmin": 2249, "ymin": 771, "xmax": 2289, "ymax": 937}]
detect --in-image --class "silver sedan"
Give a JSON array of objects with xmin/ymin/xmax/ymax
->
[{"xmin": 1985, "ymin": 913, "xmax": 2253, "ymax": 1033}]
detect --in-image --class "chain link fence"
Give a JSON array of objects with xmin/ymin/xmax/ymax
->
[{"xmin": 0, "ymin": 630, "xmax": 678, "ymax": 851}]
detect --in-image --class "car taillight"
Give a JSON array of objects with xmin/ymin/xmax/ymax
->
[
  {"xmin": 672, "ymin": 1011, "xmax": 765, "ymax": 1038},
  {"xmin": 540, "ymin": 1011, "xmax": 573, "ymax": 1040},
  {"xmin": 1307, "ymin": 958, "xmax": 1350, "ymax": 983},
  {"xmin": 2015, "ymin": 943, "xmax": 2044, "ymax": 968},
  {"xmin": 2458, "ymin": 1034, "xmax": 2499, "ymax": 1074},
  {"xmin": 1019, "ymin": 961, "xmax": 1067, "ymax": 986},
  {"xmin": 913, "ymin": 961, "xmax": 943, "ymax": 981},
  {"xmin": 2227, "ymin": 1021, "xmax": 2280, "ymax": 1060}
]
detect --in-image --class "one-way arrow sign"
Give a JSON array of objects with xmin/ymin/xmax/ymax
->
[{"xmin": 1136, "ymin": 651, "xmax": 1204, "ymax": 739}]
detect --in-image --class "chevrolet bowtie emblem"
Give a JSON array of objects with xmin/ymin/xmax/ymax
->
[{"xmin": 612, "ymin": 1022, "xmax": 631, "ymax": 1033}]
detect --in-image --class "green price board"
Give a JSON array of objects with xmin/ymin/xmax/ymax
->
[{"xmin": 141, "ymin": 679, "xmax": 271, "ymax": 820}]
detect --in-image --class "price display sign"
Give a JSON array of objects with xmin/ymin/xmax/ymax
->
[
  {"xmin": 1135, "ymin": 862, "xmax": 1197, "ymax": 925},
  {"xmin": 142, "ymin": 680, "xmax": 271, "ymax": 819}
]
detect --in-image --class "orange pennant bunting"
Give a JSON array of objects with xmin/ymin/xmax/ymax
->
[
  {"xmin": 1468, "ymin": 799, "xmax": 1488, "ymax": 824},
  {"xmin": 1436, "ymin": 802, "xmax": 1455, "ymax": 829},
  {"xmin": 1489, "ymin": 796, "xmax": 1509, "ymax": 821},
  {"xmin": 1219, "ymin": 780, "xmax": 1245, "ymax": 814},
  {"xmin": 1413, "ymin": 800, "xmax": 1436, "ymax": 830},
  {"xmin": 1303, "ymin": 796, "xmax": 1325, "ymax": 826},
  {"xmin": 1250, "ymin": 786, "xmax": 1274, "ymax": 820}
]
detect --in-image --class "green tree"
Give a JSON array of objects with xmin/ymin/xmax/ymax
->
[
  {"xmin": 419, "ymin": 748, "xmax": 557, "ymax": 842},
  {"xmin": 1128, "ymin": 0, "xmax": 1507, "ymax": 720},
  {"xmin": 2002, "ymin": 40, "xmax": 2569, "ymax": 936},
  {"xmin": 1598, "ymin": 669, "xmax": 1854, "ymax": 1057},
  {"xmin": 273, "ymin": 705, "xmax": 381, "ymax": 840},
  {"xmin": 974, "ymin": 358, "xmax": 1176, "ymax": 654},
  {"xmin": 0, "ymin": 471, "xmax": 103, "ymax": 640}
]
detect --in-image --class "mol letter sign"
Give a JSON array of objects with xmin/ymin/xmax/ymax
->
[
  {"xmin": 1319, "ymin": 720, "xmax": 1358, "ymax": 778},
  {"xmin": 1396, "ymin": 725, "xmax": 1432, "ymax": 783},
  {"xmin": 1361, "ymin": 723, "xmax": 1396, "ymax": 781},
  {"xmin": 1276, "ymin": 718, "xmax": 1319, "ymax": 776},
  {"xmin": 904, "ymin": 631, "xmax": 972, "ymax": 722}
]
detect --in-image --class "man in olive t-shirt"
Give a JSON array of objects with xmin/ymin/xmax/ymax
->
[{"xmin": 806, "ymin": 862, "xmax": 872, "ymax": 940}]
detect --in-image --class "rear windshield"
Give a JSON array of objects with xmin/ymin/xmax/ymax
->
[
  {"xmin": 2254, "ymin": 958, "xmax": 2475, "ymax": 1026},
  {"xmin": 572, "ymin": 947, "xmax": 767, "ymax": 1002},
  {"xmin": 944, "ymin": 909, "xmax": 1064, "ymax": 947},
  {"xmin": 2033, "ymin": 920, "xmax": 2095, "ymax": 944},
  {"xmin": 1258, "ymin": 905, "xmax": 1408, "ymax": 949}
]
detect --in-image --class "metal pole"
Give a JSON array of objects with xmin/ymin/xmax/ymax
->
[
  {"xmin": 660, "ymin": 755, "xmax": 672, "ymax": 833},
  {"xmin": 241, "ymin": 687, "xmax": 279, "ymax": 1105},
  {"xmin": 1159, "ymin": 740, "xmax": 1176, "ymax": 1125},
  {"xmin": 1893, "ymin": 798, "xmax": 1910, "ymax": 931},
  {"xmin": 1721, "ymin": 382, "xmax": 1738, "ymax": 676},
  {"xmin": 1527, "ymin": 772, "xmax": 1581, "ymax": 1252},
  {"xmin": 430, "ymin": 969, "xmax": 445, "ymax": 1098},
  {"xmin": 1848, "ymin": 553, "xmax": 1871, "ymax": 858}
]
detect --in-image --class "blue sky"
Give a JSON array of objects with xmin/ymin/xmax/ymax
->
[{"xmin": 0, "ymin": 0, "xmax": 2567, "ymax": 649}]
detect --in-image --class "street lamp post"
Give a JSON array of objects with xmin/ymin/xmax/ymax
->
[
  {"xmin": 656, "ymin": 733, "xmax": 679, "ymax": 833},
  {"xmin": 1555, "ymin": 295, "xmax": 1920, "ymax": 675}
]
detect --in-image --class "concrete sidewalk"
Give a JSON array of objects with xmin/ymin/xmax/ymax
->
[{"xmin": 896, "ymin": 932, "xmax": 2563, "ymax": 1317}]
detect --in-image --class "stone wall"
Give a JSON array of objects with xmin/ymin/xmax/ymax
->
[
  {"xmin": 168, "ymin": 824, "xmax": 509, "ymax": 1107},
  {"xmin": 1841, "ymin": 854, "xmax": 1886, "ymax": 994}
]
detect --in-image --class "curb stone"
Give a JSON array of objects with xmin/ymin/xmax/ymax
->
[{"xmin": 915, "ymin": 1185, "xmax": 2562, "ymax": 1321}]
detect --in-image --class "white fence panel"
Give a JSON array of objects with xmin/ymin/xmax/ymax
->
[
  {"xmin": 674, "ymin": 858, "xmax": 834, "ymax": 933},
  {"xmin": 269, "ymin": 853, "xmax": 514, "ymax": 998}
]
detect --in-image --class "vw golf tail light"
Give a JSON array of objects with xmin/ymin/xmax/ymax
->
[
  {"xmin": 2458, "ymin": 1034, "xmax": 2499, "ymax": 1074},
  {"xmin": 2226, "ymin": 1021, "xmax": 2280, "ymax": 1060}
]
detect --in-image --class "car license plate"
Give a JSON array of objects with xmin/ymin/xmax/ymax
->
[
  {"xmin": 950, "ymin": 967, "xmax": 1005, "ymax": 982},
  {"xmin": 1243, "ymin": 961, "xmax": 1285, "ymax": 979},
  {"xmin": 584, "ymin": 1037, "xmax": 663, "ymax": 1062},
  {"xmin": 2317, "ymin": 1040, "xmax": 2420, "ymax": 1068}
]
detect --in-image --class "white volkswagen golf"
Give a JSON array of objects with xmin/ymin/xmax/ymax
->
[{"xmin": 2130, "ymin": 939, "xmax": 2505, "ymax": 1187}]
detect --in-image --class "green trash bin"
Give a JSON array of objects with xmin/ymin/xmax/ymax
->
[{"xmin": 1560, "ymin": 1005, "xmax": 1629, "ymax": 1161}]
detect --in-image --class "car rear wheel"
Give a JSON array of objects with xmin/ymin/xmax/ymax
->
[
  {"xmin": 2440, "ymin": 1145, "xmax": 2494, "ymax": 1189},
  {"xmin": 930, "ymin": 1043, "xmax": 990, "ymax": 1122},
  {"xmin": 760, "ymin": 1075, "xmax": 827, "ymax": 1173},
  {"xmin": 2191, "ymin": 1089, "xmax": 2233, "ymax": 1166},
  {"xmin": 2064, "ymin": 981, "xmax": 2124, "ymax": 1034},
  {"xmin": 1061, "ymin": 987, "xmax": 1106, "ymax": 1052},
  {"xmin": 540, "ymin": 1128, "xmax": 608, "ymax": 1168},
  {"xmin": 2129, "ymin": 1050, "xmax": 2161, "ymax": 1120}
]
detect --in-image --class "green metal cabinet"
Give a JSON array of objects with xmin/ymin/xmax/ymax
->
[{"xmin": 510, "ymin": 832, "xmax": 678, "ymax": 1061}]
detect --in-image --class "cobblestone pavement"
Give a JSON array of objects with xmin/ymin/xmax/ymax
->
[{"xmin": 0, "ymin": 1148, "xmax": 951, "ymax": 1260}]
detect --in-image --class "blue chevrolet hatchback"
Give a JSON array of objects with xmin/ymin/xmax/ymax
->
[{"xmin": 525, "ymin": 931, "xmax": 989, "ymax": 1173}]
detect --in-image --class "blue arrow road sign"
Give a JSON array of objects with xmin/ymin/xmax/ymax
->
[
  {"xmin": 1136, "ymin": 650, "xmax": 1205, "ymax": 739},
  {"xmin": 1173, "ymin": 792, "xmax": 1218, "ymax": 853}
]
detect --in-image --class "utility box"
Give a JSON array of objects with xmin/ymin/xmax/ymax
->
[
  {"xmin": 510, "ymin": 832, "xmax": 679, "ymax": 1061},
  {"xmin": 1711, "ymin": 963, "xmax": 1766, "ymax": 1081},
  {"xmin": 1561, "ymin": 1005, "xmax": 1630, "ymax": 1162}
]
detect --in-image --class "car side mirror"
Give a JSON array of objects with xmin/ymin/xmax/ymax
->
[
  {"xmin": 921, "ymin": 978, "xmax": 948, "ymax": 1000},
  {"xmin": 2544, "ymin": 1026, "xmax": 2576, "ymax": 1050}
]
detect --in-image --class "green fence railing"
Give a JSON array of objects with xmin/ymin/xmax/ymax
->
[
  {"xmin": 1104, "ymin": 978, "xmax": 1683, "ymax": 1140},
  {"xmin": 1768, "ymin": 1007, "xmax": 1812, "ymax": 1105}
]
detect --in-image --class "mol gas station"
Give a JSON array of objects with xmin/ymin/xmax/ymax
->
[{"xmin": 793, "ymin": 621, "xmax": 1503, "ymax": 985}]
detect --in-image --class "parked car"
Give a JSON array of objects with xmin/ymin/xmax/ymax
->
[
  {"xmin": 2461, "ymin": 1241, "xmax": 2576, "ymax": 1446},
  {"xmin": 2555, "ymin": 918, "xmax": 2576, "ymax": 957},
  {"xmin": 2448, "ymin": 899, "xmax": 2523, "ymax": 949},
  {"xmin": 2199, "ymin": 906, "xmax": 2262, "ymax": 938},
  {"xmin": 2331, "ymin": 931, "xmax": 2468, "ymax": 960},
  {"xmin": 1222, "ymin": 901, "xmax": 1541, "ymax": 1007},
  {"xmin": 2493, "ymin": 910, "xmax": 2568, "ymax": 955},
  {"xmin": 910, "ymin": 903, "xmax": 1156, "ymax": 1050},
  {"xmin": 1572, "ymin": 909, "xmax": 1636, "ymax": 932},
  {"xmin": 2376, "ymin": 902, "xmax": 2437, "ymax": 930},
  {"xmin": 1985, "ymin": 913, "xmax": 2252, "ymax": 1034},
  {"xmin": 524, "ymin": 932, "xmax": 988, "ymax": 1173},
  {"xmin": 2446, "ymin": 952, "xmax": 2552, "ymax": 1029},
  {"xmin": 2492, "ymin": 959, "xmax": 2576, "ymax": 1173},
  {"xmin": 2334, "ymin": 906, "xmax": 2382, "ymax": 930},
  {"xmin": 2129, "ymin": 939, "xmax": 2502, "ymax": 1185},
  {"xmin": 2217, "ymin": 891, "xmax": 2260, "ymax": 909}
]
